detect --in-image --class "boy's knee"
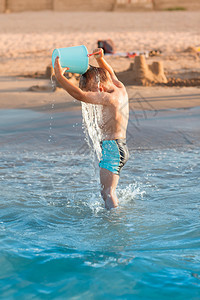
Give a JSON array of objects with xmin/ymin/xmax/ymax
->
[{"xmin": 101, "ymin": 187, "xmax": 114, "ymax": 198}]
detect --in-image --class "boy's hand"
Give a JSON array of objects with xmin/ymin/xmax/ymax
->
[
  {"xmin": 54, "ymin": 56, "xmax": 69, "ymax": 79},
  {"xmin": 93, "ymin": 48, "xmax": 104, "ymax": 60}
]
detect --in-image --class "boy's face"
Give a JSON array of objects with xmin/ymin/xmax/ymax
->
[
  {"xmin": 85, "ymin": 77, "xmax": 112, "ymax": 92},
  {"xmin": 85, "ymin": 79, "xmax": 100, "ymax": 92}
]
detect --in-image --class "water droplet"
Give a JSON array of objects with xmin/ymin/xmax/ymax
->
[{"xmin": 50, "ymin": 74, "xmax": 56, "ymax": 91}]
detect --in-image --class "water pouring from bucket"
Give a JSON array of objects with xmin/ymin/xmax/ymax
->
[{"xmin": 52, "ymin": 45, "xmax": 102, "ymax": 74}]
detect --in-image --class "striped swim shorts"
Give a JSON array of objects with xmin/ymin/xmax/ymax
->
[{"xmin": 99, "ymin": 139, "xmax": 129, "ymax": 175}]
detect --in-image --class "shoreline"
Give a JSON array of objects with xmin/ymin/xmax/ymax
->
[
  {"xmin": 0, "ymin": 76, "xmax": 199, "ymax": 112},
  {"xmin": 1, "ymin": 104, "xmax": 200, "ymax": 151}
]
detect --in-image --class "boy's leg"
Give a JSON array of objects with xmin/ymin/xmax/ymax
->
[{"xmin": 100, "ymin": 168, "xmax": 119, "ymax": 209}]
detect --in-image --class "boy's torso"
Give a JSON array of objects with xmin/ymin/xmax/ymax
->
[{"xmin": 99, "ymin": 85, "xmax": 129, "ymax": 140}]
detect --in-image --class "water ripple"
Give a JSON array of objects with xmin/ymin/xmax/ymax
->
[{"xmin": 0, "ymin": 138, "xmax": 200, "ymax": 299}]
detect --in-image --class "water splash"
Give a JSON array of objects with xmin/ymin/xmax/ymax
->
[
  {"xmin": 82, "ymin": 103, "xmax": 103, "ymax": 161},
  {"xmin": 81, "ymin": 68, "xmax": 103, "ymax": 162},
  {"xmin": 117, "ymin": 183, "xmax": 146, "ymax": 205},
  {"xmin": 48, "ymin": 75, "xmax": 56, "ymax": 143}
]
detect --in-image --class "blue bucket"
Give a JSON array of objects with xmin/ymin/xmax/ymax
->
[{"xmin": 52, "ymin": 45, "xmax": 89, "ymax": 74}]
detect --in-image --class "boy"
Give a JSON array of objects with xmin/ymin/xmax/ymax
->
[{"xmin": 54, "ymin": 48, "xmax": 129, "ymax": 209}]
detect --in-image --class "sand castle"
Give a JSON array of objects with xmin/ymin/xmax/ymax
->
[
  {"xmin": 36, "ymin": 52, "xmax": 200, "ymax": 91},
  {"xmin": 45, "ymin": 55, "xmax": 167, "ymax": 87},
  {"xmin": 33, "ymin": 54, "xmax": 200, "ymax": 91},
  {"xmin": 117, "ymin": 55, "xmax": 167, "ymax": 85}
]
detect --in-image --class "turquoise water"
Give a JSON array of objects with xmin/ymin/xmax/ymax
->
[{"xmin": 0, "ymin": 108, "xmax": 200, "ymax": 299}]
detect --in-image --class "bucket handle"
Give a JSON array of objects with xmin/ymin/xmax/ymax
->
[{"xmin": 87, "ymin": 50, "xmax": 102, "ymax": 57}]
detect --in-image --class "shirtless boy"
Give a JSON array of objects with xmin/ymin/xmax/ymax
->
[{"xmin": 54, "ymin": 48, "xmax": 129, "ymax": 209}]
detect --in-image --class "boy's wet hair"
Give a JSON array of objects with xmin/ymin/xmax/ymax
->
[{"xmin": 79, "ymin": 66, "xmax": 109, "ymax": 90}]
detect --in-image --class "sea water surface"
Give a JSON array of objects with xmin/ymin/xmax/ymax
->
[{"xmin": 0, "ymin": 106, "xmax": 200, "ymax": 299}]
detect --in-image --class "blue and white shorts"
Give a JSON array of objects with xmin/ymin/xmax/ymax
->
[{"xmin": 99, "ymin": 139, "xmax": 129, "ymax": 175}]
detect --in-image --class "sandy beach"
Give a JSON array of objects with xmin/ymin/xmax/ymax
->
[{"xmin": 0, "ymin": 10, "xmax": 199, "ymax": 111}]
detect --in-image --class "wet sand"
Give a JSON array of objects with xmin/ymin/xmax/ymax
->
[{"xmin": 0, "ymin": 76, "xmax": 199, "ymax": 112}]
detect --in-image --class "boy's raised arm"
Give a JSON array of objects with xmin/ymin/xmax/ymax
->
[
  {"xmin": 94, "ymin": 48, "xmax": 123, "ymax": 88},
  {"xmin": 54, "ymin": 56, "xmax": 113, "ymax": 106},
  {"xmin": 94, "ymin": 49, "xmax": 115, "ymax": 76},
  {"xmin": 54, "ymin": 56, "xmax": 84, "ymax": 101}
]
